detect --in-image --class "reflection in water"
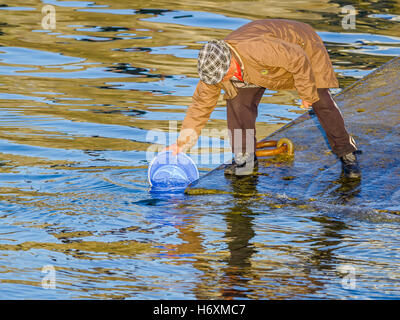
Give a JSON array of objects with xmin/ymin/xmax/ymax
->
[
  {"xmin": 0, "ymin": 0, "xmax": 399, "ymax": 299},
  {"xmin": 308, "ymin": 215, "xmax": 348, "ymax": 273},
  {"xmin": 221, "ymin": 175, "xmax": 258, "ymax": 299},
  {"xmin": 329, "ymin": 176, "xmax": 362, "ymax": 205}
]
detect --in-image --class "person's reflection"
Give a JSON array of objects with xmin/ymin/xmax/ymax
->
[
  {"xmin": 318, "ymin": 175, "xmax": 362, "ymax": 205},
  {"xmin": 307, "ymin": 215, "xmax": 348, "ymax": 274},
  {"xmin": 333, "ymin": 176, "xmax": 362, "ymax": 205},
  {"xmin": 156, "ymin": 172, "xmax": 259, "ymax": 299},
  {"xmin": 220, "ymin": 173, "xmax": 259, "ymax": 299}
]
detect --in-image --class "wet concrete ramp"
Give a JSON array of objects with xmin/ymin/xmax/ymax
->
[{"xmin": 186, "ymin": 56, "xmax": 400, "ymax": 215}]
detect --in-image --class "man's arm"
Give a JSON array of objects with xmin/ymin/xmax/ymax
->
[{"xmin": 165, "ymin": 80, "xmax": 221, "ymax": 154}]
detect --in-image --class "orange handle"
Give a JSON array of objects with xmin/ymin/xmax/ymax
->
[{"xmin": 255, "ymin": 138, "xmax": 294, "ymax": 157}]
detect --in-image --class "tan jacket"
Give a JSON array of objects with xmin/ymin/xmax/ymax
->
[{"xmin": 177, "ymin": 19, "xmax": 339, "ymax": 149}]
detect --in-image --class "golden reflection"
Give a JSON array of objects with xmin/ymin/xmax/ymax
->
[
  {"xmin": 0, "ymin": 127, "xmax": 155, "ymax": 151},
  {"xmin": 0, "ymin": 152, "xmax": 75, "ymax": 172},
  {"xmin": 0, "ymin": 240, "xmax": 158, "ymax": 260}
]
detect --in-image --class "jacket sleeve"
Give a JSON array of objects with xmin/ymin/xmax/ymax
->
[
  {"xmin": 253, "ymin": 36, "xmax": 319, "ymax": 103},
  {"xmin": 176, "ymin": 80, "xmax": 221, "ymax": 150}
]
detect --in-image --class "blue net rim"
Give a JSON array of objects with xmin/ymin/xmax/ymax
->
[{"xmin": 149, "ymin": 186, "xmax": 187, "ymax": 194}]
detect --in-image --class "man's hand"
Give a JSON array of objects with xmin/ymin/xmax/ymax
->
[
  {"xmin": 162, "ymin": 143, "xmax": 182, "ymax": 156},
  {"xmin": 300, "ymin": 100, "xmax": 313, "ymax": 110}
]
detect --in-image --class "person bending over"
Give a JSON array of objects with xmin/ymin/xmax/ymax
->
[{"xmin": 165, "ymin": 19, "xmax": 360, "ymax": 178}]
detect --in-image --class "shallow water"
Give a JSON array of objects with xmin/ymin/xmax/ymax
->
[{"xmin": 0, "ymin": 0, "xmax": 400, "ymax": 299}]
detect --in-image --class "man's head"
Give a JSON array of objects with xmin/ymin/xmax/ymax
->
[{"xmin": 197, "ymin": 40, "xmax": 232, "ymax": 85}]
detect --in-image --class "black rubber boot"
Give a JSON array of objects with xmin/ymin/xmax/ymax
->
[
  {"xmin": 340, "ymin": 151, "xmax": 361, "ymax": 179},
  {"xmin": 224, "ymin": 152, "xmax": 258, "ymax": 176}
]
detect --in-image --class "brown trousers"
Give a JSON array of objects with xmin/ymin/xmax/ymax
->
[{"xmin": 227, "ymin": 87, "xmax": 357, "ymax": 158}]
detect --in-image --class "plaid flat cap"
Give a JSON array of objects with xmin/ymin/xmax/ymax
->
[{"xmin": 197, "ymin": 40, "xmax": 231, "ymax": 85}]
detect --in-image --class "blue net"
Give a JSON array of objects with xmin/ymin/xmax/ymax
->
[{"xmin": 148, "ymin": 151, "xmax": 199, "ymax": 192}]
